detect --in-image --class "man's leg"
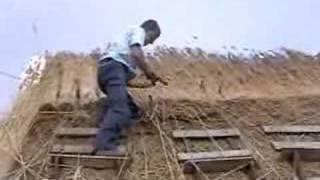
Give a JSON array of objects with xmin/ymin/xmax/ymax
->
[
  {"xmin": 118, "ymin": 93, "xmax": 141, "ymax": 137},
  {"xmin": 96, "ymin": 61, "xmax": 132, "ymax": 150},
  {"xmin": 96, "ymin": 97, "xmax": 108, "ymax": 127},
  {"xmin": 128, "ymin": 93, "xmax": 141, "ymax": 121}
]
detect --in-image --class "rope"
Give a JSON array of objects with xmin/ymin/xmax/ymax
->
[{"xmin": 0, "ymin": 71, "xmax": 21, "ymax": 80}]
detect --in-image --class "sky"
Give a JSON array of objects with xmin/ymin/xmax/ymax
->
[{"xmin": 0, "ymin": 0, "xmax": 320, "ymax": 112}]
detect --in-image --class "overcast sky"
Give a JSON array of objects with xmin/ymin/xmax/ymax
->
[{"xmin": 1, "ymin": 0, "xmax": 320, "ymax": 112}]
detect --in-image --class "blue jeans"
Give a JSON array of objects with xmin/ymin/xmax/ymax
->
[{"xmin": 96, "ymin": 60, "xmax": 139, "ymax": 150}]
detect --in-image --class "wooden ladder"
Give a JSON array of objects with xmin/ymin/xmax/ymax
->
[
  {"xmin": 263, "ymin": 125, "xmax": 320, "ymax": 180},
  {"xmin": 49, "ymin": 127, "xmax": 130, "ymax": 177},
  {"xmin": 172, "ymin": 128, "xmax": 259, "ymax": 179}
]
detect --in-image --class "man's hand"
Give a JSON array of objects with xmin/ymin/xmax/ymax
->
[
  {"xmin": 145, "ymin": 71, "xmax": 158, "ymax": 85},
  {"xmin": 146, "ymin": 71, "xmax": 168, "ymax": 86}
]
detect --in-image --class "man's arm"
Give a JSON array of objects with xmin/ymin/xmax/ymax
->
[
  {"xmin": 130, "ymin": 45, "xmax": 153, "ymax": 76},
  {"xmin": 130, "ymin": 44, "xmax": 159, "ymax": 84},
  {"xmin": 130, "ymin": 44, "xmax": 168, "ymax": 86}
]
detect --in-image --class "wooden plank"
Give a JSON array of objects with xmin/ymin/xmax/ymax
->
[
  {"xmin": 272, "ymin": 142, "xmax": 320, "ymax": 161},
  {"xmin": 178, "ymin": 149, "xmax": 252, "ymax": 161},
  {"xmin": 51, "ymin": 144, "xmax": 126, "ymax": 156},
  {"xmin": 263, "ymin": 125, "xmax": 320, "ymax": 134},
  {"xmin": 49, "ymin": 153, "xmax": 127, "ymax": 169},
  {"xmin": 173, "ymin": 129, "xmax": 240, "ymax": 139},
  {"xmin": 182, "ymin": 156, "xmax": 253, "ymax": 173},
  {"xmin": 51, "ymin": 144, "xmax": 94, "ymax": 154},
  {"xmin": 49, "ymin": 153, "xmax": 128, "ymax": 160},
  {"xmin": 55, "ymin": 127, "xmax": 149, "ymax": 137},
  {"xmin": 272, "ymin": 141, "xmax": 320, "ymax": 150},
  {"xmin": 55, "ymin": 128, "xmax": 97, "ymax": 137},
  {"xmin": 39, "ymin": 111, "xmax": 73, "ymax": 114}
]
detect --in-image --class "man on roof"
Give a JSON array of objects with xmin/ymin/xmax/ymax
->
[{"xmin": 94, "ymin": 19, "xmax": 165, "ymax": 154}]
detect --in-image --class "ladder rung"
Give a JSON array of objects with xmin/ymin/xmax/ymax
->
[
  {"xmin": 173, "ymin": 129, "xmax": 240, "ymax": 139},
  {"xmin": 55, "ymin": 128, "xmax": 97, "ymax": 137},
  {"xmin": 307, "ymin": 178, "xmax": 320, "ymax": 180},
  {"xmin": 178, "ymin": 150, "xmax": 253, "ymax": 173},
  {"xmin": 263, "ymin": 125, "xmax": 320, "ymax": 134},
  {"xmin": 178, "ymin": 149, "xmax": 252, "ymax": 161},
  {"xmin": 272, "ymin": 141, "xmax": 320, "ymax": 150},
  {"xmin": 51, "ymin": 144, "xmax": 126, "ymax": 156},
  {"xmin": 49, "ymin": 153, "xmax": 127, "ymax": 160},
  {"xmin": 272, "ymin": 141, "xmax": 320, "ymax": 161}
]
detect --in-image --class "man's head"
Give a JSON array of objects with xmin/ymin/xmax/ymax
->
[{"xmin": 141, "ymin": 19, "xmax": 161, "ymax": 45}]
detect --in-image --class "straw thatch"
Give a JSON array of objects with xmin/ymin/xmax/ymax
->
[{"xmin": 1, "ymin": 48, "xmax": 320, "ymax": 179}]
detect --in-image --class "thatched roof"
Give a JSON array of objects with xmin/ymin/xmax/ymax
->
[{"xmin": 1, "ymin": 48, "xmax": 320, "ymax": 179}]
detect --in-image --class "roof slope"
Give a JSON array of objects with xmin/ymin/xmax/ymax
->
[{"xmin": 1, "ymin": 48, "xmax": 320, "ymax": 179}]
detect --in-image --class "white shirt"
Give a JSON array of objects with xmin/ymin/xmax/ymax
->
[{"xmin": 100, "ymin": 26, "xmax": 146, "ymax": 74}]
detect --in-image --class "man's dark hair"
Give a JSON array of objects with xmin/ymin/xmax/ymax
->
[{"xmin": 141, "ymin": 19, "xmax": 161, "ymax": 38}]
